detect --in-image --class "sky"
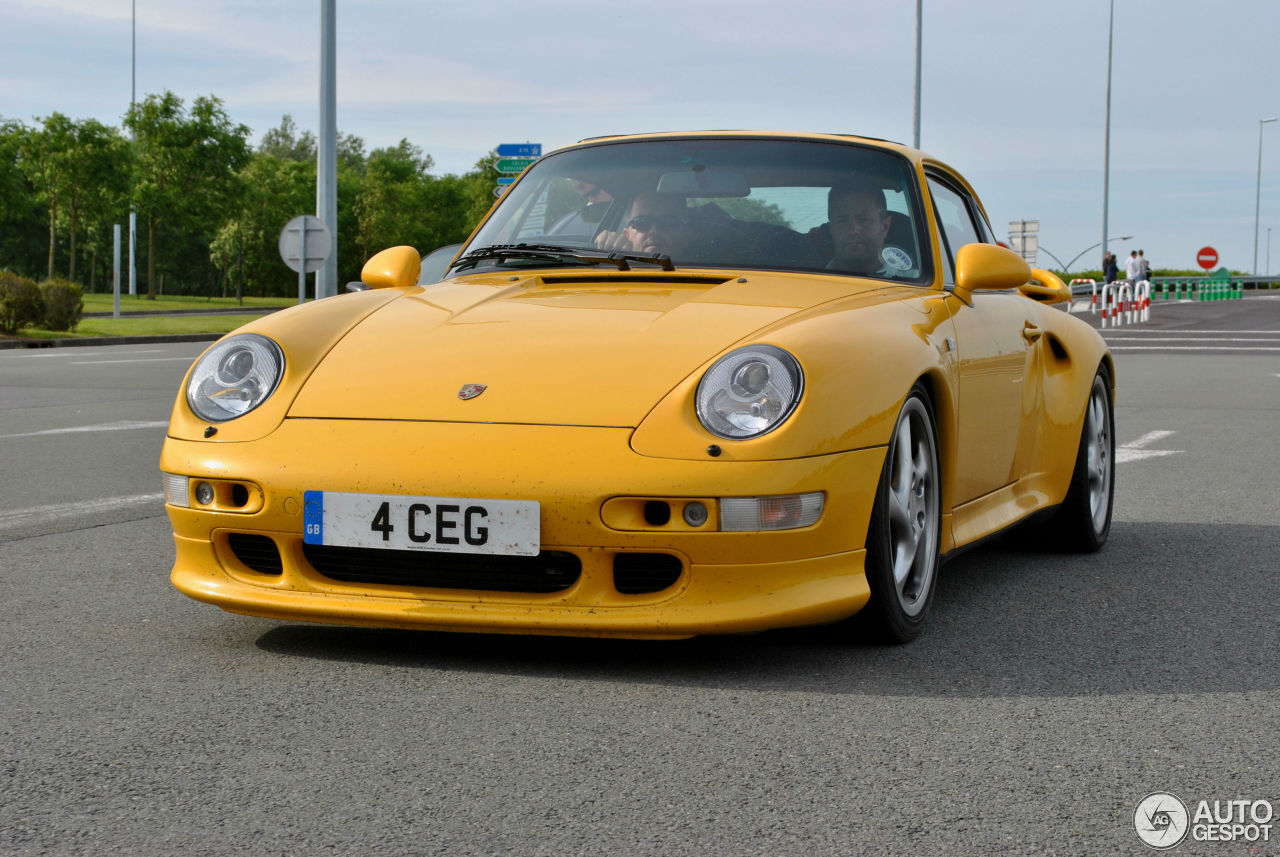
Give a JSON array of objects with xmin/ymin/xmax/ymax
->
[{"xmin": 3, "ymin": 0, "xmax": 1280, "ymax": 274}]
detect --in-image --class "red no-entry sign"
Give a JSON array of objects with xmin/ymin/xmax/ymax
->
[{"xmin": 1196, "ymin": 246, "xmax": 1219, "ymax": 269}]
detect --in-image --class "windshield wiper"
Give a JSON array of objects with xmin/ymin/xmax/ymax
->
[{"xmin": 451, "ymin": 243, "xmax": 675, "ymax": 273}]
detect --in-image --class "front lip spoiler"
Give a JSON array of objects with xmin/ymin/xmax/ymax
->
[{"xmin": 171, "ymin": 535, "xmax": 870, "ymax": 640}]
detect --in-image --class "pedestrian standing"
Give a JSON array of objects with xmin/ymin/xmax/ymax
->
[
  {"xmin": 1125, "ymin": 250, "xmax": 1141, "ymax": 282},
  {"xmin": 1104, "ymin": 252, "xmax": 1119, "ymax": 283},
  {"xmin": 1138, "ymin": 249, "xmax": 1150, "ymax": 281}
]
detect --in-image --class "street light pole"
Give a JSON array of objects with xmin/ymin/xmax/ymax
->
[
  {"xmin": 129, "ymin": 0, "xmax": 136, "ymax": 297},
  {"xmin": 316, "ymin": 0, "xmax": 337, "ymax": 299},
  {"xmin": 1254, "ymin": 117, "xmax": 1276, "ymax": 275},
  {"xmin": 912, "ymin": 0, "xmax": 922, "ymax": 149},
  {"xmin": 1101, "ymin": 0, "xmax": 1114, "ymax": 267}
]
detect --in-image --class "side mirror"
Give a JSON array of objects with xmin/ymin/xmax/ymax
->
[
  {"xmin": 953, "ymin": 243, "xmax": 1031, "ymax": 302},
  {"xmin": 360, "ymin": 246, "xmax": 421, "ymax": 289},
  {"xmin": 1020, "ymin": 268, "xmax": 1072, "ymax": 305}
]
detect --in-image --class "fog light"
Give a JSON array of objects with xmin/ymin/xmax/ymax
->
[
  {"xmin": 682, "ymin": 501, "xmax": 709, "ymax": 527},
  {"xmin": 162, "ymin": 473, "xmax": 190, "ymax": 508},
  {"xmin": 194, "ymin": 482, "xmax": 215, "ymax": 506},
  {"xmin": 643, "ymin": 500, "xmax": 671, "ymax": 526},
  {"xmin": 719, "ymin": 492, "xmax": 824, "ymax": 531}
]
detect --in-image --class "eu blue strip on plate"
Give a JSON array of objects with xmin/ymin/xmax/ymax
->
[{"xmin": 303, "ymin": 490, "xmax": 323, "ymax": 544}]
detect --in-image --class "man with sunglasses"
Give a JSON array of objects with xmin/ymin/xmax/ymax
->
[{"xmin": 595, "ymin": 192, "xmax": 697, "ymax": 258}]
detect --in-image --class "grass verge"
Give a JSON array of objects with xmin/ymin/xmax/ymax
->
[
  {"xmin": 82, "ymin": 294, "xmax": 294, "ymax": 314},
  {"xmin": 7, "ymin": 314, "xmax": 272, "ymax": 340}
]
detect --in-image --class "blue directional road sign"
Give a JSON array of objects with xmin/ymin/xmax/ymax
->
[{"xmin": 496, "ymin": 143, "xmax": 541, "ymax": 158}]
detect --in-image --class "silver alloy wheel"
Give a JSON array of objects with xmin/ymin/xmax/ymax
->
[
  {"xmin": 886, "ymin": 397, "xmax": 940, "ymax": 617},
  {"xmin": 1084, "ymin": 377, "xmax": 1112, "ymax": 534}
]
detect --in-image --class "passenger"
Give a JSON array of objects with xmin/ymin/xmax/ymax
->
[
  {"xmin": 827, "ymin": 178, "xmax": 893, "ymax": 275},
  {"xmin": 549, "ymin": 180, "xmax": 614, "ymax": 235},
  {"xmin": 575, "ymin": 180, "xmax": 612, "ymax": 206}
]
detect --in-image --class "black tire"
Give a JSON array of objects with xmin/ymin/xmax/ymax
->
[
  {"xmin": 859, "ymin": 383, "xmax": 942, "ymax": 643},
  {"xmin": 1053, "ymin": 365, "xmax": 1115, "ymax": 552}
]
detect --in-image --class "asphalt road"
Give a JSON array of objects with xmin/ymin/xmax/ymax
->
[{"xmin": 1, "ymin": 297, "xmax": 1278, "ymax": 856}]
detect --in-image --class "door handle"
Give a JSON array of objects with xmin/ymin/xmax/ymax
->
[{"xmin": 1022, "ymin": 322, "xmax": 1042, "ymax": 343}]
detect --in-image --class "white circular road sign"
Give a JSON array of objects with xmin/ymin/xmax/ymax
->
[{"xmin": 278, "ymin": 215, "xmax": 332, "ymax": 274}]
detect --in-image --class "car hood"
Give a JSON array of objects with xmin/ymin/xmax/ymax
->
[{"xmin": 288, "ymin": 271, "xmax": 887, "ymax": 426}]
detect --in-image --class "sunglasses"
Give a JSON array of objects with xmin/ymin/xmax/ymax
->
[{"xmin": 627, "ymin": 214, "xmax": 690, "ymax": 232}]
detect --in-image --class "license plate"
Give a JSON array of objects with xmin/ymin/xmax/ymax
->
[{"xmin": 303, "ymin": 491, "xmax": 540, "ymax": 556}]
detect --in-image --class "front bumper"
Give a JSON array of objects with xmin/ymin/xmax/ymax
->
[{"xmin": 162, "ymin": 419, "xmax": 883, "ymax": 638}]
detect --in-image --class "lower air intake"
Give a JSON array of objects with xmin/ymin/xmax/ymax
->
[
  {"xmin": 228, "ymin": 533, "xmax": 284, "ymax": 575},
  {"xmin": 613, "ymin": 553, "xmax": 683, "ymax": 594},
  {"xmin": 302, "ymin": 544, "xmax": 581, "ymax": 593}
]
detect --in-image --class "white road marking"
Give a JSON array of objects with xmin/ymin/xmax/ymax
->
[
  {"xmin": 1100, "ymin": 329, "xmax": 1280, "ymax": 334},
  {"xmin": 0, "ymin": 349, "xmax": 167, "ymax": 360},
  {"xmin": 0, "ymin": 493, "xmax": 165, "ymax": 531},
  {"xmin": 1117, "ymin": 430, "xmax": 1182, "ymax": 464},
  {"xmin": 68, "ymin": 357, "xmax": 195, "ymax": 365},
  {"xmin": 1108, "ymin": 346, "xmax": 1280, "ymax": 352},
  {"xmin": 0, "ymin": 420, "xmax": 168, "ymax": 440},
  {"xmin": 1103, "ymin": 336, "xmax": 1280, "ymax": 343},
  {"xmin": 1117, "ymin": 448, "xmax": 1181, "ymax": 462},
  {"xmin": 1124, "ymin": 430, "xmax": 1176, "ymax": 449}
]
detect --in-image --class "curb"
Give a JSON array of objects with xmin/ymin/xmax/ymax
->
[{"xmin": 0, "ymin": 333, "xmax": 222, "ymax": 350}]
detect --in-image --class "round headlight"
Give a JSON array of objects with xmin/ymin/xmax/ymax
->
[
  {"xmin": 186, "ymin": 334, "xmax": 285, "ymax": 422},
  {"xmin": 695, "ymin": 345, "xmax": 803, "ymax": 439}
]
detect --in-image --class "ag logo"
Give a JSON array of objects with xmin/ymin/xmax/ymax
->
[
  {"xmin": 457, "ymin": 384, "xmax": 487, "ymax": 401},
  {"xmin": 881, "ymin": 245, "xmax": 914, "ymax": 271},
  {"xmin": 1135, "ymin": 792, "xmax": 1190, "ymax": 849}
]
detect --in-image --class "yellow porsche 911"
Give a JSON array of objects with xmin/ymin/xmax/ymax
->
[{"xmin": 161, "ymin": 131, "xmax": 1114, "ymax": 642}]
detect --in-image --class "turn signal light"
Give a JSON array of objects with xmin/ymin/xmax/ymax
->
[{"xmin": 719, "ymin": 493, "xmax": 824, "ymax": 531}]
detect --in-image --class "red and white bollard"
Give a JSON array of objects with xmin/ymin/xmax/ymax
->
[
  {"xmin": 1136, "ymin": 279, "xmax": 1151, "ymax": 322},
  {"xmin": 1070, "ymin": 278, "xmax": 1098, "ymax": 314}
]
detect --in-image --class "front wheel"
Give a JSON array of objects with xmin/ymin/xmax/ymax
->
[
  {"xmin": 1056, "ymin": 366, "xmax": 1115, "ymax": 552},
  {"xmin": 860, "ymin": 384, "xmax": 942, "ymax": 643}
]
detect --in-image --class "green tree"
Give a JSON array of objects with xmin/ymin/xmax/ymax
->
[
  {"xmin": 258, "ymin": 114, "xmax": 316, "ymax": 162},
  {"xmin": 463, "ymin": 152, "xmax": 502, "ymax": 228},
  {"xmin": 17, "ymin": 112, "xmax": 76, "ymax": 279},
  {"xmin": 57, "ymin": 119, "xmax": 128, "ymax": 282},
  {"xmin": 125, "ymin": 92, "xmax": 250, "ymax": 298},
  {"xmin": 210, "ymin": 153, "xmax": 313, "ymax": 298},
  {"xmin": 0, "ymin": 118, "xmax": 45, "ymax": 278},
  {"xmin": 335, "ymin": 134, "xmax": 367, "ymax": 285},
  {"xmin": 77, "ymin": 132, "xmax": 131, "ymax": 291},
  {"xmin": 352, "ymin": 139, "xmax": 435, "ymax": 260}
]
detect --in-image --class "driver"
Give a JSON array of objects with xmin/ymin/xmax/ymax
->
[
  {"xmin": 827, "ymin": 178, "xmax": 893, "ymax": 275},
  {"xmin": 595, "ymin": 192, "xmax": 696, "ymax": 257}
]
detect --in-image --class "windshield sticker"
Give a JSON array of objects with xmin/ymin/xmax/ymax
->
[{"xmin": 882, "ymin": 246, "xmax": 913, "ymax": 271}]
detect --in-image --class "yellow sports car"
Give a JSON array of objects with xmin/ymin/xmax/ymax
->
[{"xmin": 161, "ymin": 131, "xmax": 1114, "ymax": 642}]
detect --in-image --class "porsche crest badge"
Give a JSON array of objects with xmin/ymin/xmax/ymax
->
[{"xmin": 457, "ymin": 384, "xmax": 487, "ymax": 401}]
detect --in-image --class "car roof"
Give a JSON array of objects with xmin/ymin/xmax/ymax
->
[{"xmin": 572, "ymin": 130, "xmax": 918, "ymax": 156}]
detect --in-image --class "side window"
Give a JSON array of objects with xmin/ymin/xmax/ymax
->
[
  {"xmin": 927, "ymin": 176, "xmax": 983, "ymax": 285},
  {"xmin": 974, "ymin": 211, "xmax": 997, "ymax": 245}
]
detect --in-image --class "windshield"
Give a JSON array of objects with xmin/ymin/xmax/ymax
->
[{"xmin": 459, "ymin": 137, "xmax": 931, "ymax": 283}]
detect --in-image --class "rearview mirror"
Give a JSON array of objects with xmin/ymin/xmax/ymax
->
[
  {"xmin": 361, "ymin": 246, "xmax": 421, "ymax": 289},
  {"xmin": 953, "ymin": 243, "xmax": 1031, "ymax": 302},
  {"xmin": 655, "ymin": 169, "xmax": 750, "ymax": 198}
]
